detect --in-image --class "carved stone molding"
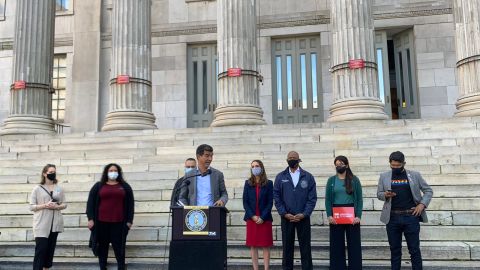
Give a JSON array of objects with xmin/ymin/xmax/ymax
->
[
  {"xmin": 374, "ymin": 8, "xmax": 453, "ymax": 20},
  {"xmin": 1, "ymin": 8, "xmax": 454, "ymax": 49}
]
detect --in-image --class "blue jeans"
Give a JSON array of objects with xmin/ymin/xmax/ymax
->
[{"xmin": 386, "ymin": 214, "xmax": 422, "ymax": 270}]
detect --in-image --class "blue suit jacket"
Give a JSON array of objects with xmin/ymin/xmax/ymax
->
[
  {"xmin": 242, "ymin": 180, "xmax": 273, "ymax": 222},
  {"xmin": 273, "ymin": 167, "xmax": 317, "ymax": 217}
]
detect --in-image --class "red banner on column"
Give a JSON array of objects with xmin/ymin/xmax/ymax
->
[
  {"xmin": 348, "ymin": 59, "xmax": 365, "ymax": 69},
  {"xmin": 14, "ymin": 81, "xmax": 26, "ymax": 90},
  {"xmin": 117, "ymin": 75, "xmax": 130, "ymax": 84},
  {"xmin": 227, "ymin": 68, "xmax": 242, "ymax": 77}
]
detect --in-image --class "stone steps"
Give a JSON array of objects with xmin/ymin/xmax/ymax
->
[
  {"xmin": 0, "ymin": 241, "xmax": 478, "ymax": 261},
  {"xmin": 0, "ymin": 193, "xmax": 478, "ymax": 215},
  {"xmin": 2, "ymin": 224, "xmax": 480, "ymax": 242},
  {"xmin": 3, "ymin": 184, "xmax": 478, "ymax": 204},
  {"xmin": 0, "ymin": 117, "xmax": 478, "ymax": 265},
  {"xmin": 0, "ymin": 173, "xmax": 479, "ymax": 197},
  {"xmin": 2, "ymin": 210, "xmax": 478, "ymax": 229},
  {"xmin": 1, "ymin": 257, "xmax": 478, "ymax": 270}
]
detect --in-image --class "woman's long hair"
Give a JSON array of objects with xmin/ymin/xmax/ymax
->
[
  {"xmin": 334, "ymin": 156, "xmax": 354, "ymax": 194},
  {"xmin": 100, "ymin": 163, "xmax": 126, "ymax": 184},
  {"xmin": 248, "ymin": 160, "xmax": 268, "ymax": 187},
  {"xmin": 40, "ymin": 164, "xmax": 57, "ymax": 185}
]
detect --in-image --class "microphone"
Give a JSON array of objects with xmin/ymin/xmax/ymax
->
[
  {"xmin": 200, "ymin": 168, "xmax": 212, "ymax": 177},
  {"xmin": 183, "ymin": 168, "xmax": 211, "ymax": 180},
  {"xmin": 175, "ymin": 169, "xmax": 211, "ymax": 206}
]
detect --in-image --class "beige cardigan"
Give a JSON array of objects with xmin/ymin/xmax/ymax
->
[{"xmin": 29, "ymin": 184, "xmax": 67, "ymax": 238}]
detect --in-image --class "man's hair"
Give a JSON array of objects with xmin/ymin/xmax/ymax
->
[
  {"xmin": 389, "ymin": 151, "xmax": 405, "ymax": 163},
  {"xmin": 196, "ymin": 144, "xmax": 213, "ymax": 156},
  {"xmin": 185, "ymin": 158, "xmax": 196, "ymax": 162}
]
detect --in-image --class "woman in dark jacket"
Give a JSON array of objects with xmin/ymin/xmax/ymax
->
[
  {"xmin": 242, "ymin": 160, "xmax": 273, "ymax": 270},
  {"xmin": 86, "ymin": 163, "xmax": 134, "ymax": 270},
  {"xmin": 325, "ymin": 156, "xmax": 363, "ymax": 270}
]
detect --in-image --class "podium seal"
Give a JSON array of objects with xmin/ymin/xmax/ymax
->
[{"xmin": 185, "ymin": 209, "xmax": 208, "ymax": 232}]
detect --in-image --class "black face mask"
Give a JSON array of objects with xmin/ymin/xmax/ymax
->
[
  {"xmin": 46, "ymin": 173, "xmax": 56, "ymax": 181},
  {"xmin": 391, "ymin": 167, "xmax": 404, "ymax": 175},
  {"xmin": 287, "ymin": 159, "xmax": 299, "ymax": 169},
  {"xmin": 336, "ymin": 166, "xmax": 347, "ymax": 174}
]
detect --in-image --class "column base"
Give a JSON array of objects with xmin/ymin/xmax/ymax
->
[
  {"xmin": 1, "ymin": 115, "xmax": 55, "ymax": 135},
  {"xmin": 328, "ymin": 98, "xmax": 388, "ymax": 122},
  {"xmin": 102, "ymin": 110, "xmax": 157, "ymax": 131},
  {"xmin": 211, "ymin": 105, "xmax": 266, "ymax": 127},
  {"xmin": 455, "ymin": 93, "xmax": 480, "ymax": 117}
]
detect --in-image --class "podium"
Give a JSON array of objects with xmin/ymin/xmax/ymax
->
[{"xmin": 168, "ymin": 206, "xmax": 228, "ymax": 270}]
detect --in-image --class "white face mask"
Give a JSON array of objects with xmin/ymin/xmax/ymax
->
[
  {"xmin": 108, "ymin": 171, "xmax": 119, "ymax": 180},
  {"xmin": 185, "ymin": 167, "xmax": 194, "ymax": 174}
]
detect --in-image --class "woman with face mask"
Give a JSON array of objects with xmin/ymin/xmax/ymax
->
[
  {"xmin": 29, "ymin": 164, "xmax": 67, "ymax": 270},
  {"xmin": 86, "ymin": 163, "xmax": 134, "ymax": 270},
  {"xmin": 325, "ymin": 156, "xmax": 363, "ymax": 270},
  {"xmin": 242, "ymin": 160, "xmax": 274, "ymax": 270}
]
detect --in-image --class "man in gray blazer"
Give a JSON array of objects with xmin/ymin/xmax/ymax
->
[
  {"xmin": 179, "ymin": 144, "xmax": 228, "ymax": 206},
  {"xmin": 377, "ymin": 151, "xmax": 433, "ymax": 270}
]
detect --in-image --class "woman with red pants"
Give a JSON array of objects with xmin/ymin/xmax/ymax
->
[
  {"xmin": 243, "ymin": 160, "xmax": 274, "ymax": 270},
  {"xmin": 86, "ymin": 163, "xmax": 134, "ymax": 270}
]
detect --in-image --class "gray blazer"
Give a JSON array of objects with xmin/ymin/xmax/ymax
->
[
  {"xmin": 178, "ymin": 167, "xmax": 229, "ymax": 206},
  {"xmin": 377, "ymin": 169, "xmax": 433, "ymax": 224}
]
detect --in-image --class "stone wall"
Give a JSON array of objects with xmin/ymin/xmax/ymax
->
[{"xmin": 415, "ymin": 19, "xmax": 458, "ymax": 118}]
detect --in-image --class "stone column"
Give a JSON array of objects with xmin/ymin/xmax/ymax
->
[
  {"xmin": 454, "ymin": 0, "xmax": 480, "ymax": 117},
  {"xmin": 1, "ymin": 0, "xmax": 56, "ymax": 135},
  {"xmin": 211, "ymin": 0, "xmax": 266, "ymax": 127},
  {"xmin": 328, "ymin": 0, "xmax": 387, "ymax": 122},
  {"xmin": 102, "ymin": 0, "xmax": 156, "ymax": 131}
]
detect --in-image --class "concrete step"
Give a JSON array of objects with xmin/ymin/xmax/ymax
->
[
  {"xmin": 0, "ymin": 241, "xmax": 477, "ymax": 261},
  {"xmin": 1, "ymin": 194, "xmax": 479, "ymax": 217},
  {"xmin": 1, "ymin": 257, "xmax": 478, "ymax": 270},
  {"xmin": 3, "ymin": 183, "xmax": 478, "ymax": 204},
  {"xmin": 1, "ymin": 224, "xmax": 480, "ymax": 243},
  {"xmin": 1, "ymin": 210, "xmax": 478, "ymax": 230}
]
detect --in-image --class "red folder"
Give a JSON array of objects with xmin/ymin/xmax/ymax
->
[{"xmin": 332, "ymin": 207, "xmax": 355, "ymax": 224}]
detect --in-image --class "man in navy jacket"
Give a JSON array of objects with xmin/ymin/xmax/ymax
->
[{"xmin": 273, "ymin": 151, "xmax": 317, "ymax": 270}]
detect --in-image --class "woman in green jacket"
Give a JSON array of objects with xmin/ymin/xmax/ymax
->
[{"xmin": 325, "ymin": 155, "xmax": 363, "ymax": 270}]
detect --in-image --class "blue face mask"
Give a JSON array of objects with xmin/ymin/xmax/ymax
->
[
  {"xmin": 185, "ymin": 167, "xmax": 194, "ymax": 174},
  {"xmin": 251, "ymin": 167, "xmax": 262, "ymax": 176},
  {"xmin": 108, "ymin": 171, "xmax": 118, "ymax": 180}
]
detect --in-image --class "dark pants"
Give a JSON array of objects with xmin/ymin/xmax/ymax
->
[
  {"xmin": 329, "ymin": 224, "xmax": 362, "ymax": 270},
  {"xmin": 386, "ymin": 214, "xmax": 422, "ymax": 270},
  {"xmin": 97, "ymin": 221, "xmax": 128, "ymax": 270},
  {"xmin": 281, "ymin": 217, "xmax": 312, "ymax": 270},
  {"xmin": 33, "ymin": 232, "xmax": 59, "ymax": 270}
]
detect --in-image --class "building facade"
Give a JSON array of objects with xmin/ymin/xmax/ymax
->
[{"xmin": 0, "ymin": 0, "xmax": 477, "ymax": 133}]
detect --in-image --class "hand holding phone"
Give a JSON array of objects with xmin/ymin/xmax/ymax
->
[{"xmin": 385, "ymin": 189, "xmax": 396, "ymax": 198}]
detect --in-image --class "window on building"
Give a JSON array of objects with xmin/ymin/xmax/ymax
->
[
  {"xmin": 272, "ymin": 36, "xmax": 322, "ymax": 124},
  {"xmin": 52, "ymin": 55, "xmax": 67, "ymax": 122},
  {"xmin": 0, "ymin": 0, "xmax": 6, "ymax": 21},
  {"xmin": 56, "ymin": 0, "xmax": 69, "ymax": 12}
]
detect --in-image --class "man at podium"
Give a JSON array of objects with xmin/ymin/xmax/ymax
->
[{"xmin": 179, "ymin": 144, "xmax": 229, "ymax": 206}]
